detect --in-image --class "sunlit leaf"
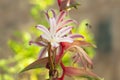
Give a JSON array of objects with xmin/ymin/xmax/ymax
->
[
  {"xmin": 78, "ymin": 19, "xmax": 95, "ymax": 43},
  {"xmin": 77, "ymin": 19, "xmax": 96, "ymax": 58},
  {"xmin": 62, "ymin": 52, "xmax": 72, "ymax": 66},
  {"xmin": 4, "ymin": 74, "xmax": 13, "ymax": 80}
]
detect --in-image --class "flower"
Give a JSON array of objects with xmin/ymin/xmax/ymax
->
[
  {"xmin": 30, "ymin": 9, "xmax": 83, "ymax": 58},
  {"xmin": 34, "ymin": 9, "xmax": 77, "ymax": 47}
]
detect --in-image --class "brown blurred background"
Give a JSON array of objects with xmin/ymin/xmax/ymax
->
[{"xmin": 0, "ymin": 0, "xmax": 120, "ymax": 80}]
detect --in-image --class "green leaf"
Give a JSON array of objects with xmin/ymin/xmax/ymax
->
[
  {"xmin": 77, "ymin": 19, "xmax": 96, "ymax": 57},
  {"xmin": 20, "ymin": 57, "xmax": 48, "ymax": 73},
  {"xmin": 78, "ymin": 19, "xmax": 95, "ymax": 43}
]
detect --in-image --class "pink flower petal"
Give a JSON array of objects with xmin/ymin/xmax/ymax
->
[
  {"xmin": 45, "ymin": 11, "xmax": 49, "ymax": 21},
  {"xmin": 50, "ymin": 9, "xmax": 56, "ymax": 18},
  {"xmin": 29, "ymin": 41, "xmax": 46, "ymax": 46},
  {"xmin": 57, "ymin": 11, "xmax": 66, "ymax": 24},
  {"xmin": 68, "ymin": 34, "xmax": 84, "ymax": 39},
  {"xmin": 45, "ymin": 9, "xmax": 56, "ymax": 21}
]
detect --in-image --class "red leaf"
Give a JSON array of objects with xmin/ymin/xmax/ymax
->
[
  {"xmin": 78, "ymin": 47, "xmax": 93, "ymax": 67},
  {"xmin": 71, "ymin": 40, "xmax": 96, "ymax": 47},
  {"xmin": 61, "ymin": 40, "xmax": 96, "ymax": 51},
  {"xmin": 20, "ymin": 57, "xmax": 48, "ymax": 73},
  {"xmin": 64, "ymin": 67, "xmax": 98, "ymax": 78}
]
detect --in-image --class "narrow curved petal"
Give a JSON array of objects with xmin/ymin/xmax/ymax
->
[
  {"xmin": 49, "ymin": 18, "xmax": 57, "ymax": 35},
  {"xmin": 36, "ymin": 25, "xmax": 50, "ymax": 35},
  {"xmin": 56, "ymin": 26, "xmax": 73, "ymax": 37},
  {"xmin": 71, "ymin": 40, "xmax": 94, "ymax": 47},
  {"xmin": 57, "ymin": 11, "xmax": 66, "ymax": 24},
  {"xmin": 78, "ymin": 52, "xmax": 87, "ymax": 68},
  {"xmin": 50, "ymin": 9, "xmax": 56, "ymax": 18},
  {"xmin": 38, "ymin": 47, "xmax": 47, "ymax": 59},
  {"xmin": 41, "ymin": 34, "xmax": 51, "ymax": 41},
  {"xmin": 57, "ymin": 19, "xmax": 77, "ymax": 29},
  {"xmin": 68, "ymin": 34, "xmax": 84, "ymax": 39},
  {"xmin": 68, "ymin": 45, "xmax": 93, "ymax": 68},
  {"xmin": 29, "ymin": 41, "xmax": 46, "ymax": 46},
  {"xmin": 45, "ymin": 11, "xmax": 49, "ymax": 21},
  {"xmin": 72, "ymin": 53, "xmax": 81, "ymax": 63},
  {"xmin": 76, "ymin": 46, "xmax": 93, "ymax": 67},
  {"xmin": 58, "ymin": 37, "xmax": 73, "ymax": 43}
]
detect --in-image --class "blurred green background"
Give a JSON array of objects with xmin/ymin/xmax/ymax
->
[{"xmin": 0, "ymin": 0, "xmax": 120, "ymax": 80}]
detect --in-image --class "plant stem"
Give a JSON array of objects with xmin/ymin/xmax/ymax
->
[
  {"xmin": 53, "ymin": 48, "xmax": 57, "ymax": 67},
  {"xmin": 48, "ymin": 43, "xmax": 54, "ymax": 79}
]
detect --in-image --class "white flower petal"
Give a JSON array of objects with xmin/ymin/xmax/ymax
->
[
  {"xmin": 57, "ymin": 37, "xmax": 73, "ymax": 43},
  {"xmin": 51, "ymin": 42, "xmax": 59, "ymax": 47},
  {"xmin": 35, "ymin": 9, "xmax": 80, "ymax": 48},
  {"xmin": 49, "ymin": 18, "xmax": 57, "ymax": 35},
  {"xmin": 41, "ymin": 34, "xmax": 51, "ymax": 41},
  {"xmin": 57, "ymin": 19, "xmax": 76, "ymax": 29},
  {"xmin": 56, "ymin": 26, "xmax": 73, "ymax": 37},
  {"xmin": 36, "ymin": 25, "xmax": 50, "ymax": 35}
]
